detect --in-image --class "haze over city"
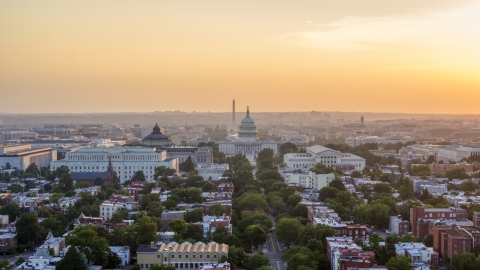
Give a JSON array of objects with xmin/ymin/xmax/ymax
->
[
  {"xmin": 1, "ymin": 1, "xmax": 480, "ymax": 114},
  {"xmin": 3, "ymin": 2, "xmax": 480, "ymax": 270}
]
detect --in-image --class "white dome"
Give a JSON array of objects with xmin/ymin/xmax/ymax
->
[{"xmin": 237, "ymin": 107, "xmax": 258, "ymax": 142}]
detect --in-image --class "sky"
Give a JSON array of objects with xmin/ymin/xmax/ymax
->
[{"xmin": 1, "ymin": 1, "xmax": 479, "ymax": 114}]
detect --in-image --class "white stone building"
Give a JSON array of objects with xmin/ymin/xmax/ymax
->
[
  {"xmin": 284, "ymin": 171, "xmax": 335, "ymax": 190},
  {"xmin": 110, "ymin": 246, "xmax": 131, "ymax": 266},
  {"xmin": 50, "ymin": 146, "xmax": 178, "ymax": 183},
  {"xmin": 218, "ymin": 108, "xmax": 278, "ymax": 160},
  {"xmin": 99, "ymin": 202, "xmax": 126, "ymax": 221},
  {"xmin": 196, "ymin": 164, "xmax": 229, "ymax": 180},
  {"xmin": 0, "ymin": 145, "xmax": 56, "ymax": 170},
  {"xmin": 284, "ymin": 145, "xmax": 365, "ymax": 170}
]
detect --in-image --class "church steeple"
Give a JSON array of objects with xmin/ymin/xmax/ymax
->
[
  {"xmin": 361, "ymin": 115, "xmax": 364, "ymax": 125},
  {"xmin": 107, "ymin": 155, "xmax": 113, "ymax": 172}
]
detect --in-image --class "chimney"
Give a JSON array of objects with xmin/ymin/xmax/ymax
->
[{"xmin": 150, "ymin": 241, "xmax": 154, "ymax": 248}]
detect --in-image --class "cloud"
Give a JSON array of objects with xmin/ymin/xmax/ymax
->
[{"xmin": 270, "ymin": 3, "xmax": 480, "ymax": 51}]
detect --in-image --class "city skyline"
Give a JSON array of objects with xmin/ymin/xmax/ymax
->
[{"xmin": 1, "ymin": 1, "xmax": 479, "ymax": 114}]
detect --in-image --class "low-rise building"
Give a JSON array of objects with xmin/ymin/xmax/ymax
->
[
  {"xmin": 196, "ymin": 164, "xmax": 229, "ymax": 180},
  {"xmin": 395, "ymin": 242, "xmax": 438, "ymax": 268},
  {"xmin": 100, "ymin": 202, "xmax": 126, "ymax": 221},
  {"xmin": 110, "ymin": 246, "xmax": 131, "ymax": 266},
  {"xmin": 326, "ymin": 236, "xmax": 375, "ymax": 270},
  {"xmin": 389, "ymin": 216, "xmax": 409, "ymax": 236},
  {"xmin": 136, "ymin": 241, "xmax": 228, "ymax": 270}
]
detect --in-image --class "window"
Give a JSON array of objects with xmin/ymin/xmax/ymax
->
[
  {"xmin": 200, "ymin": 255, "xmax": 203, "ymax": 258},
  {"xmin": 207, "ymin": 255, "xmax": 210, "ymax": 258},
  {"xmin": 179, "ymin": 255, "xmax": 182, "ymax": 258},
  {"xmin": 157, "ymin": 255, "xmax": 160, "ymax": 258},
  {"xmin": 186, "ymin": 255, "xmax": 189, "ymax": 258},
  {"xmin": 172, "ymin": 255, "xmax": 175, "ymax": 258}
]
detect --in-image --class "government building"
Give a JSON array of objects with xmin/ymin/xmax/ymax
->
[
  {"xmin": 50, "ymin": 146, "xmax": 178, "ymax": 183},
  {"xmin": 284, "ymin": 145, "xmax": 366, "ymax": 170},
  {"xmin": 218, "ymin": 107, "xmax": 278, "ymax": 160},
  {"xmin": 143, "ymin": 123, "xmax": 213, "ymax": 166}
]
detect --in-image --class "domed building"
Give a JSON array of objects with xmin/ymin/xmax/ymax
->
[
  {"xmin": 218, "ymin": 107, "xmax": 278, "ymax": 160},
  {"xmin": 142, "ymin": 123, "xmax": 172, "ymax": 147},
  {"xmin": 237, "ymin": 107, "xmax": 259, "ymax": 142}
]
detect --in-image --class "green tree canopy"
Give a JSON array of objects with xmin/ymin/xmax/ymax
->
[
  {"xmin": 0, "ymin": 202, "xmax": 21, "ymax": 222},
  {"xmin": 179, "ymin": 156, "xmax": 196, "ymax": 173},
  {"xmin": 16, "ymin": 212, "xmax": 42, "ymax": 245},
  {"xmin": 55, "ymin": 246, "xmax": 88, "ymax": 270},
  {"xmin": 275, "ymin": 218, "xmax": 304, "ymax": 245}
]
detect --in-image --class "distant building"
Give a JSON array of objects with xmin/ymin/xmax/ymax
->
[
  {"xmin": 0, "ymin": 145, "xmax": 56, "ymax": 170},
  {"xmin": 284, "ymin": 145, "xmax": 365, "ymax": 170},
  {"xmin": 218, "ymin": 107, "xmax": 278, "ymax": 159},
  {"xmin": 50, "ymin": 146, "xmax": 178, "ymax": 183},
  {"xmin": 142, "ymin": 123, "xmax": 172, "ymax": 147},
  {"xmin": 110, "ymin": 246, "xmax": 131, "ymax": 267}
]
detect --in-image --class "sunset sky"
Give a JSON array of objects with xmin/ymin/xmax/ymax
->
[{"xmin": 1, "ymin": 1, "xmax": 479, "ymax": 114}]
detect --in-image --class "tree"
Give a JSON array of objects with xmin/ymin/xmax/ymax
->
[
  {"xmin": 104, "ymin": 251, "xmax": 121, "ymax": 269},
  {"xmin": 280, "ymin": 142, "xmax": 298, "ymax": 156},
  {"xmin": 234, "ymin": 192, "xmax": 268, "ymax": 212},
  {"xmin": 275, "ymin": 218, "xmax": 304, "ymax": 245},
  {"xmin": 131, "ymin": 170, "xmax": 146, "ymax": 182},
  {"xmin": 399, "ymin": 178, "xmax": 414, "ymax": 200},
  {"xmin": 0, "ymin": 202, "xmax": 21, "ymax": 222},
  {"xmin": 180, "ymin": 156, "xmax": 196, "ymax": 173},
  {"xmin": 318, "ymin": 187, "xmax": 339, "ymax": 201},
  {"xmin": 446, "ymin": 167, "xmax": 469, "ymax": 180},
  {"xmin": 351, "ymin": 170, "xmax": 362, "ymax": 178},
  {"xmin": 256, "ymin": 148, "xmax": 275, "ymax": 170},
  {"xmin": 67, "ymin": 226, "xmax": 110, "ymax": 265},
  {"xmin": 244, "ymin": 254, "xmax": 270, "ymax": 270},
  {"xmin": 186, "ymin": 208, "xmax": 204, "ymax": 223},
  {"xmin": 42, "ymin": 215, "xmax": 67, "ymax": 237},
  {"xmin": 8, "ymin": 184, "xmax": 23, "ymax": 193},
  {"xmin": 202, "ymin": 182, "xmax": 218, "ymax": 192},
  {"xmin": 134, "ymin": 215, "xmax": 159, "ymax": 243},
  {"xmin": 287, "ymin": 194, "xmax": 302, "ymax": 207},
  {"xmin": 426, "ymin": 155, "xmax": 436, "ymax": 164},
  {"xmin": 450, "ymin": 252, "xmax": 480, "ymax": 270},
  {"xmin": 208, "ymin": 203, "xmax": 227, "ymax": 216},
  {"xmin": 140, "ymin": 193, "xmax": 161, "ymax": 210},
  {"xmin": 386, "ymin": 254, "xmax": 412, "ymax": 270},
  {"xmin": 5, "ymin": 162, "xmax": 11, "ymax": 170},
  {"xmin": 25, "ymin": 163, "xmax": 39, "ymax": 175},
  {"xmin": 245, "ymin": 224, "xmax": 267, "ymax": 246},
  {"xmin": 168, "ymin": 219, "xmax": 187, "ymax": 235},
  {"xmin": 329, "ymin": 178, "xmax": 346, "ymax": 191},
  {"xmin": 147, "ymin": 201, "xmax": 164, "ymax": 217},
  {"xmin": 16, "ymin": 212, "xmax": 42, "ymax": 245},
  {"xmin": 410, "ymin": 165, "xmax": 430, "ymax": 176},
  {"xmin": 55, "ymin": 246, "xmax": 88, "ymax": 270},
  {"xmin": 92, "ymin": 177, "xmax": 104, "ymax": 186},
  {"xmin": 225, "ymin": 245, "xmax": 246, "ymax": 268},
  {"xmin": 153, "ymin": 166, "xmax": 177, "ymax": 180}
]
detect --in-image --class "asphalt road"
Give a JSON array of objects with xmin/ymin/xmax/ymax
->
[{"xmin": 264, "ymin": 232, "xmax": 286, "ymax": 270}]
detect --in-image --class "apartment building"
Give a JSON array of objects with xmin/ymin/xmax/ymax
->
[{"xmin": 410, "ymin": 206, "xmax": 468, "ymax": 238}]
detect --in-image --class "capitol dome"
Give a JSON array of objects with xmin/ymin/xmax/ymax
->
[{"xmin": 237, "ymin": 107, "xmax": 259, "ymax": 142}]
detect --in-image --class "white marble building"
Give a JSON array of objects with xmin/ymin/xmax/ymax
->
[
  {"xmin": 218, "ymin": 107, "xmax": 278, "ymax": 159},
  {"xmin": 50, "ymin": 146, "xmax": 178, "ymax": 183},
  {"xmin": 284, "ymin": 145, "xmax": 365, "ymax": 170}
]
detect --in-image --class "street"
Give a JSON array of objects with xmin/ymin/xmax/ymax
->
[{"xmin": 264, "ymin": 232, "xmax": 286, "ymax": 270}]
